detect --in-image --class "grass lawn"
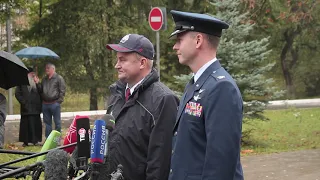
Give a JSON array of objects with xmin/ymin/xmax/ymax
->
[{"xmin": 242, "ymin": 107, "xmax": 320, "ymax": 155}]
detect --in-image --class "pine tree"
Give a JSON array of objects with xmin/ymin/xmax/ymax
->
[{"xmin": 173, "ymin": 0, "xmax": 284, "ymax": 141}]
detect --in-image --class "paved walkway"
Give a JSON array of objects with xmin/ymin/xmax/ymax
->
[
  {"xmin": 3, "ymin": 120, "xmax": 320, "ymax": 180},
  {"xmin": 242, "ymin": 149, "xmax": 320, "ymax": 180}
]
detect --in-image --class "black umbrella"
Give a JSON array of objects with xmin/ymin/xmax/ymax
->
[{"xmin": 0, "ymin": 50, "xmax": 30, "ymax": 90}]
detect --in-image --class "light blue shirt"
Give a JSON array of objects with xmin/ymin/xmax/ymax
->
[{"xmin": 194, "ymin": 57, "xmax": 217, "ymax": 82}]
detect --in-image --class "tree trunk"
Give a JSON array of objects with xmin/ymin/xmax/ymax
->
[
  {"xmin": 280, "ymin": 28, "xmax": 301, "ymax": 99},
  {"xmin": 84, "ymin": 53, "xmax": 98, "ymax": 110},
  {"xmin": 89, "ymin": 87, "xmax": 98, "ymax": 110},
  {"xmin": 280, "ymin": 34, "xmax": 294, "ymax": 98}
]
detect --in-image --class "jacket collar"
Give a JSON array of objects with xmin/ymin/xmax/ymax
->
[
  {"xmin": 193, "ymin": 60, "xmax": 222, "ymax": 91},
  {"xmin": 110, "ymin": 68, "xmax": 159, "ymax": 99},
  {"xmin": 46, "ymin": 72, "xmax": 58, "ymax": 80}
]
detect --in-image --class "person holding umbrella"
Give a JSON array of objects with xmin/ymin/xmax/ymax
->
[
  {"xmin": 1, "ymin": 50, "xmax": 30, "ymax": 149},
  {"xmin": 0, "ymin": 93, "xmax": 6, "ymax": 149},
  {"xmin": 15, "ymin": 67, "xmax": 42, "ymax": 147}
]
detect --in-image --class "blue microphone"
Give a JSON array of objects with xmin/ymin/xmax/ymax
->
[{"xmin": 90, "ymin": 120, "xmax": 106, "ymax": 164}]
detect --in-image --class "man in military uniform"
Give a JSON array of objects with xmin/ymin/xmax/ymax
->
[{"xmin": 168, "ymin": 10, "xmax": 244, "ymax": 180}]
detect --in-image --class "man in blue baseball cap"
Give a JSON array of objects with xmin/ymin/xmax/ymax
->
[
  {"xmin": 100, "ymin": 34, "xmax": 179, "ymax": 180},
  {"xmin": 168, "ymin": 10, "xmax": 244, "ymax": 180}
]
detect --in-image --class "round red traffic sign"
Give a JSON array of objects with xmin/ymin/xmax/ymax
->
[{"xmin": 149, "ymin": 7, "xmax": 163, "ymax": 31}]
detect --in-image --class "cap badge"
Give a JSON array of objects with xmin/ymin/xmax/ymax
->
[{"xmin": 120, "ymin": 34, "xmax": 130, "ymax": 43}]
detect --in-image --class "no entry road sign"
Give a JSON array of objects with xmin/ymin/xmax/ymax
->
[{"xmin": 149, "ymin": 7, "xmax": 163, "ymax": 31}]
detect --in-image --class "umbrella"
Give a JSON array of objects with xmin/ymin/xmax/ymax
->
[
  {"xmin": 15, "ymin": 46, "xmax": 60, "ymax": 75},
  {"xmin": 0, "ymin": 50, "xmax": 30, "ymax": 90},
  {"xmin": 15, "ymin": 46, "xmax": 60, "ymax": 59}
]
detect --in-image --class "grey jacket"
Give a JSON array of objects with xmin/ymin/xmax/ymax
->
[{"xmin": 36, "ymin": 73, "xmax": 66, "ymax": 103}]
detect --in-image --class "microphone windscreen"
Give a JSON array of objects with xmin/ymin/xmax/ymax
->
[
  {"xmin": 36, "ymin": 130, "xmax": 61, "ymax": 162},
  {"xmin": 100, "ymin": 114, "xmax": 115, "ymax": 131},
  {"xmin": 76, "ymin": 117, "xmax": 91, "ymax": 158},
  {"xmin": 90, "ymin": 120, "xmax": 106, "ymax": 164},
  {"xmin": 44, "ymin": 149, "xmax": 69, "ymax": 180},
  {"xmin": 63, "ymin": 115, "xmax": 89, "ymax": 154}
]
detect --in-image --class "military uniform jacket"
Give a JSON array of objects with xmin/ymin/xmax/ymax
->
[{"xmin": 169, "ymin": 60, "xmax": 244, "ymax": 180}]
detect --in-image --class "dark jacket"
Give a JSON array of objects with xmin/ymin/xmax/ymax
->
[
  {"xmin": 0, "ymin": 93, "xmax": 6, "ymax": 149},
  {"xmin": 0, "ymin": 93, "xmax": 6, "ymax": 125},
  {"xmin": 36, "ymin": 73, "xmax": 66, "ymax": 103},
  {"xmin": 15, "ymin": 85, "xmax": 42, "ymax": 115},
  {"xmin": 104, "ymin": 69, "xmax": 179, "ymax": 180},
  {"xmin": 169, "ymin": 61, "xmax": 244, "ymax": 180}
]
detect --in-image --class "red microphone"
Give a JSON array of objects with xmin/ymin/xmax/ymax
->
[{"xmin": 63, "ymin": 115, "xmax": 90, "ymax": 154}]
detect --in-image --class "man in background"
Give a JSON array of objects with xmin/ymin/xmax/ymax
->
[{"xmin": 34, "ymin": 63, "xmax": 66, "ymax": 138}]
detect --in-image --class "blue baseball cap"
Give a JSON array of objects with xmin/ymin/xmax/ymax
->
[
  {"xmin": 169, "ymin": 10, "xmax": 229, "ymax": 38},
  {"xmin": 106, "ymin": 34, "xmax": 155, "ymax": 60}
]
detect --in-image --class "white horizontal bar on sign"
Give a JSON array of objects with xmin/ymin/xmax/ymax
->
[{"xmin": 151, "ymin": 16, "xmax": 162, "ymax": 22}]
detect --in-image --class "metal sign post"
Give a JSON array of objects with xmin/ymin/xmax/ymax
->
[
  {"xmin": 148, "ymin": 7, "xmax": 166, "ymax": 81},
  {"xmin": 156, "ymin": 31, "xmax": 160, "ymax": 80}
]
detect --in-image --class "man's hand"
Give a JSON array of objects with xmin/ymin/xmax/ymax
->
[{"xmin": 34, "ymin": 75, "xmax": 40, "ymax": 84}]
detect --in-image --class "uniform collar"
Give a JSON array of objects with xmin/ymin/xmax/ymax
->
[
  {"xmin": 193, "ymin": 59, "xmax": 221, "ymax": 91},
  {"xmin": 194, "ymin": 57, "xmax": 217, "ymax": 83}
]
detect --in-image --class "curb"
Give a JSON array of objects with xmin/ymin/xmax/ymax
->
[{"xmin": 6, "ymin": 110, "xmax": 107, "ymax": 122}]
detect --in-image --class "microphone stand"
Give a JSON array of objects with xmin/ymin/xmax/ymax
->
[
  {"xmin": 110, "ymin": 164, "xmax": 124, "ymax": 180},
  {"xmin": 73, "ymin": 164, "xmax": 92, "ymax": 180},
  {"xmin": 0, "ymin": 142, "xmax": 77, "ymax": 169},
  {"xmin": 0, "ymin": 149, "xmax": 36, "ymax": 155},
  {"xmin": 0, "ymin": 162, "xmax": 43, "ymax": 179},
  {"xmin": 31, "ymin": 164, "xmax": 44, "ymax": 180}
]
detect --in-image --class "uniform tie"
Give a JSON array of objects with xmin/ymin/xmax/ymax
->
[
  {"xmin": 189, "ymin": 77, "xmax": 194, "ymax": 85},
  {"xmin": 182, "ymin": 77, "xmax": 194, "ymax": 102},
  {"xmin": 125, "ymin": 88, "xmax": 131, "ymax": 101}
]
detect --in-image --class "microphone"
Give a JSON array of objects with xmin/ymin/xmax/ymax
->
[
  {"xmin": 44, "ymin": 149, "xmax": 69, "ymax": 180},
  {"xmin": 63, "ymin": 115, "xmax": 90, "ymax": 154},
  {"xmin": 101, "ymin": 114, "xmax": 115, "ymax": 131},
  {"xmin": 100, "ymin": 114, "xmax": 115, "ymax": 159},
  {"xmin": 90, "ymin": 119, "xmax": 106, "ymax": 164},
  {"xmin": 90, "ymin": 119, "xmax": 106, "ymax": 180},
  {"xmin": 76, "ymin": 117, "xmax": 91, "ymax": 170},
  {"xmin": 37, "ymin": 130, "xmax": 61, "ymax": 162}
]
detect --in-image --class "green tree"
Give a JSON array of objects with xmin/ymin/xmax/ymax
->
[
  {"xmin": 246, "ymin": 0, "xmax": 320, "ymax": 98},
  {"xmin": 20, "ymin": 0, "xmax": 128, "ymax": 110},
  {"xmin": 173, "ymin": 0, "xmax": 284, "ymax": 141}
]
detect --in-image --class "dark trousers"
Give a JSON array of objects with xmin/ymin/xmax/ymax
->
[{"xmin": 42, "ymin": 102, "xmax": 61, "ymax": 138}]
